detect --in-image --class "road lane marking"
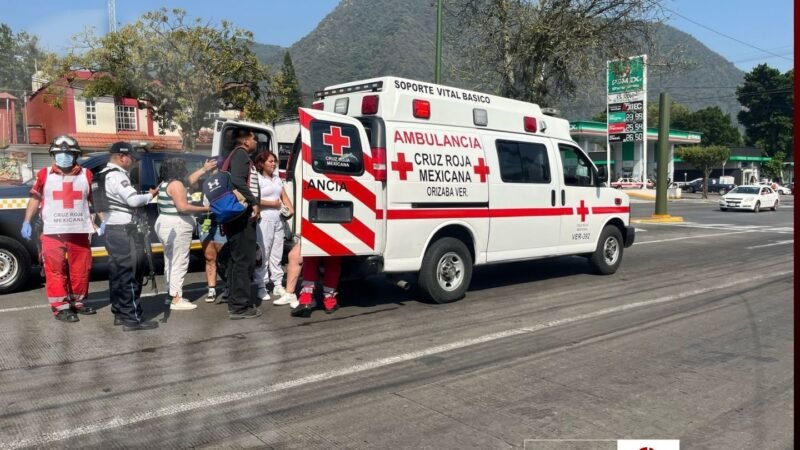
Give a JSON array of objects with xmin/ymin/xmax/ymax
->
[
  {"xmin": 3, "ymin": 269, "xmax": 792, "ymax": 449},
  {"xmin": 745, "ymin": 240, "xmax": 794, "ymax": 249},
  {"xmin": 633, "ymin": 230, "xmax": 753, "ymax": 245}
]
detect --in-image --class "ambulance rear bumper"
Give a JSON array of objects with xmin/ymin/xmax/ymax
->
[{"xmin": 624, "ymin": 226, "xmax": 636, "ymax": 248}]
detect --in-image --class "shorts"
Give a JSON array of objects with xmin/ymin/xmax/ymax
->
[{"xmin": 198, "ymin": 219, "xmax": 227, "ymax": 245}]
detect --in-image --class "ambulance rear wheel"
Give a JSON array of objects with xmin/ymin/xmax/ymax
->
[
  {"xmin": 0, "ymin": 237, "xmax": 31, "ymax": 295},
  {"xmin": 589, "ymin": 226, "xmax": 623, "ymax": 275},
  {"xmin": 418, "ymin": 237, "xmax": 472, "ymax": 304}
]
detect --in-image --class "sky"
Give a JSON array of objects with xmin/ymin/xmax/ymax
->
[{"xmin": 0, "ymin": 0, "xmax": 794, "ymax": 73}]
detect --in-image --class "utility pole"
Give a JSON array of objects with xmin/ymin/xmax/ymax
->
[
  {"xmin": 434, "ymin": 0, "xmax": 443, "ymax": 83},
  {"xmin": 108, "ymin": 0, "xmax": 117, "ymax": 33}
]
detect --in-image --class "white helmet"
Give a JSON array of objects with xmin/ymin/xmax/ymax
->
[{"xmin": 49, "ymin": 135, "xmax": 81, "ymax": 156}]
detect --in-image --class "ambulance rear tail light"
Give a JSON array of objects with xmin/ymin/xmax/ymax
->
[
  {"xmin": 371, "ymin": 147, "xmax": 387, "ymax": 181},
  {"xmin": 412, "ymin": 99, "xmax": 430, "ymax": 119},
  {"xmin": 361, "ymin": 95, "xmax": 379, "ymax": 115},
  {"xmin": 524, "ymin": 116, "xmax": 538, "ymax": 133},
  {"xmin": 615, "ymin": 197, "xmax": 622, "ymax": 205},
  {"xmin": 312, "ymin": 101, "xmax": 324, "ymax": 110}
]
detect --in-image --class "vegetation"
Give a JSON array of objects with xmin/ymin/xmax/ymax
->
[
  {"xmin": 44, "ymin": 9, "xmax": 276, "ymax": 151},
  {"xmin": 675, "ymin": 145, "xmax": 731, "ymax": 198},
  {"xmin": 274, "ymin": 52, "xmax": 303, "ymax": 117},
  {"xmin": 736, "ymin": 64, "xmax": 793, "ymax": 158},
  {"xmin": 0, "ymin": 24, "xmax": 50, "ymax": 142}
]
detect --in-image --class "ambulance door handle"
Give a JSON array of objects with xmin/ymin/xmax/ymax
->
[
  {"xmin": 561, "ymin": 190, "xmax": 565, "ymax": 206},
  {"xmin": 551, "ymin": 190, "xmax": 556, "ymax": 206}
]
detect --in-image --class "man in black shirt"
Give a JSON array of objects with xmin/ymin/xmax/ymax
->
[{"xmin": 224, "ymin": 129, "xmax": 262, "ymax": 319}]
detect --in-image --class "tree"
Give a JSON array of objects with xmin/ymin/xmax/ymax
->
[
  {"xmin": 682, "ymin": 106, "xmax": 741, "ymax": 147},
  {"xmin": 447, "ymin": 0, "xmax": 665, "ymax": 106},
  {"xmin": 675, "ymin": 145, "xmax": 730, "ymax": 198},
  {"xmin": 275, "ymin": 51, "xmax": 303, "ymax": 116},
  {"xmin": 0, "ymin": 24, "xmax": 49, "ymax": 142},
  {"xmin": 47, "ymin": 9, "xmax": 275, "ymax": 151},
  {"xmin": 736, "ymin": 64, "xmax": 793, "ymax": 157},
  {"xmin": 760, "ymin": 151, "xmax": 785, "ymax": 183}
]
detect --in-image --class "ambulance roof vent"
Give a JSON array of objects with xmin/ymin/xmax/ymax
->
[
  {"xmin": 314, "ymin": 81, "xmax": 384, "ymax": 100},
  {"xmin": 541, "ymin": 107, "xmax": 561, "ymax": 117}
]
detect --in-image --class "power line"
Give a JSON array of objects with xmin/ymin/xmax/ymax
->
[{"xmin": 665, "ymin": 6, "xmax": 793, "ymax": 62}]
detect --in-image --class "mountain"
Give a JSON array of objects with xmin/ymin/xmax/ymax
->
[{"xmin": 254, "ymin": 0, "xmax": 745, "ymax": 123}]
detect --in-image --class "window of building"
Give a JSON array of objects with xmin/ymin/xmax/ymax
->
[
  {"xmin": 116, "ymin": 105, "xmax": 137, "ymax": 130},
  {"xmin": 85, "ymin": 100, "xmax": 96, "ymax": 126},
  {"xmin": 495, "ymin": 140, "xmax": 551, "ymax": 183},
  {"xmin": 558, "ymin": 144, "xmax": 598, "ymax": 187}
]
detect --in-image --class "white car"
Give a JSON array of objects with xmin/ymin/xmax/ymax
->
[
  {"xmin": 772, "ymin": 184, "xmax": 792, "ymax": 195},
  {"xmin": 719, "ymin": 185, "xmax": 779, "ymax": 212}
]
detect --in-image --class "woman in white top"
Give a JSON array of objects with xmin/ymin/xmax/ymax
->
[{"xmin": 253, "ymin": 151, "xmax": 294, "ymax": 302}]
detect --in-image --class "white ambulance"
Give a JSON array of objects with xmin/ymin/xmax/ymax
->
[{"xmin": 214, "ymin": 76, "xmax": 635, "ymax": 304}]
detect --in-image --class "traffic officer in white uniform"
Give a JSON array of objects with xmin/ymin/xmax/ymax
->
[{"xmin": 98, "ymin": 142, "xmax": 160, "ymax": 331}]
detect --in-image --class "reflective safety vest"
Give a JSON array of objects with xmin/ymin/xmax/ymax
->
[{"xmin": 41, "ymin": 168, "xmax": 94, "ymax": 234}]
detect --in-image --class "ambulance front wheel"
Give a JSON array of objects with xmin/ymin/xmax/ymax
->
[
  {"xmin": 589, "ymin": 226, "xmax": 623, "ymax": 275},
  {"xmin": 418, "ymin": 237, "xmax": 473, "ymax": 304}
]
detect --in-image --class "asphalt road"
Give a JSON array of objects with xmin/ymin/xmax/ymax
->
[{"xmin": 0, "ymin": 197, "xmax": 793, "ymax": 449}]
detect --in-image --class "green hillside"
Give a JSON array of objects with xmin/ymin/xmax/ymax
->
[{"xmin": 254, "ymin": 0, "xmax": 745, "ymax": 123}]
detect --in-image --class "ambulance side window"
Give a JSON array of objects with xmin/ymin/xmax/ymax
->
[
  {"xmin": 310, "ymin": 120, "xmax": 364, "ymax": 175},
  {"xmin": 558, "ymin": 144, "xmax": 597, "ymax": 187},
  {"xmin": 496, "ymin": 140, "xmax": 551, "ymax": 184}
]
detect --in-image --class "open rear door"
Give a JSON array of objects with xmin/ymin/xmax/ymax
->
[{"xmin": 298, "ymin": 108, "xmax": 379, "ymax": 257}]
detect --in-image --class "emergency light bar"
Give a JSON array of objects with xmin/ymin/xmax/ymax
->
[{"xmin": 314, "ymin": 81, "xmax": 384, "ymax": 99}]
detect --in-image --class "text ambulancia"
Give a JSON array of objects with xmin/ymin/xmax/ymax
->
[{"xmin": 277, "ymin": 76, "xmax": 634, "ymax": 303}]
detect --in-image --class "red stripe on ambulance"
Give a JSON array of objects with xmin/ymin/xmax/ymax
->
[{"xmin": 301, "ymin": 218, "xmax": 356, "ymax": 256}]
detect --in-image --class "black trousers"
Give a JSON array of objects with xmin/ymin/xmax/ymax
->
[
  {"xmin": 224, "ymin": 213, "xmax": 257, "ymax": 314},
  {"xmin": 105, "ymin": 224, "xmax": 146, "ymax": 324}
]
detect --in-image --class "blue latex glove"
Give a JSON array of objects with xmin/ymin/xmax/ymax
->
[
  {"xmin": 21, "ymin": 222, "xmax": 32, "ymax": 240},
  {"xmin": 98, "ymin": 221, "xmax": 107, "ymax": 236}
]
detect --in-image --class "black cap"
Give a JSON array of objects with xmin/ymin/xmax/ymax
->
[{"xmin": 109, "ymin": 141, "xmax": 141, "ymax": 159}]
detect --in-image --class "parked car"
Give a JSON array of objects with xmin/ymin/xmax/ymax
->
[
  {"xmin": 610, "ymin": 177, "xmax": 653, "ymax": 189},
  {"xmin": 0, "ymin": 151, "xmax": 209, "ymax": 294},
  {"xmin": 767, "ymin": 183, "xmax": 792, "ymax": 195},
  {"xmin": 719, "ymin": 185, "xmax": 779, "ymax": 212},
  {"xmin": 683, "ymin": 178, "xmax": 735, "ymax": 195}
]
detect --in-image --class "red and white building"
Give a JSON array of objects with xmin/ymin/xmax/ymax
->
[{"xmin": 25, "ymin": 70, "xmax": 183, "ymax": 150}]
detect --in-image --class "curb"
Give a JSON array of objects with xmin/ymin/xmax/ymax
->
[{"xmin": 632, "ymin": 214, "xmax": 684, "ymax": 224}]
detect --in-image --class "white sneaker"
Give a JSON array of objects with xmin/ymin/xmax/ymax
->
[
  {"xmin": 257, "ymin": 288, "xmax": 270, "ymax": 301},
  {"xmin": 205, "ymin": 288, "xmax": 217, "ymax": 303},
  {"xmin": 170, "ymin": 299, "xmax": 197, "ymax": 310},
  {"xmin": 272, "ymin": 285, "xmax": 286, "ymax": 297},
  {"xmin": 273, "ymin": 292, "xmax": 297, "ymax": 307}
]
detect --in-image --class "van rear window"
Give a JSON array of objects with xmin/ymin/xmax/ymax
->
[{"xmin": 311, "ymin": 121, "xmax": 364, "ymax": 175}]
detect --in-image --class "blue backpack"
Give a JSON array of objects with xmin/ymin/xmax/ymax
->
[{"xmin": 203, "ymin": 150, "xmax": 248, "ymax": 223}]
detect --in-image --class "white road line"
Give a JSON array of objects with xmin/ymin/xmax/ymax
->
[
  {"xmin": 0, "ymin": 288, "xmax": 207, "ymax": 314},
  {"xmin": 3, "ymin": 269, "xmax": 792, "ymax": 450},
  {"xmin": 634, "ymin": 230, "xmax": 753, "ymax": 245},
  {"xmin": 745, "ymin": 240, "xmax": 794, "ymax": 249}
]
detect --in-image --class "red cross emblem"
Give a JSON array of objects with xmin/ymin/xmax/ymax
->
[
  {"xmin": 576, "ymin": 200, "xmax": 590, "ymax": 222},
  {"xmin": 322, "ymin": 126, "xmax": 351, "ymax": 156},
  {"xmin": 52, "ymin": 181, "xmax": 83, "ymax": 209},
  {"xmin": 390, "ymin": 153, "xmax": 414, "ymax": 181},
  {"xmin": 473, "ymin": 157, "xmax": 490, "ymax": 183}
]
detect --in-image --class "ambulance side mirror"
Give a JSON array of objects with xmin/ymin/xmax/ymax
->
[{"xmin": 597, "ymin": 166, "xmax": 608, "ymax": 186}]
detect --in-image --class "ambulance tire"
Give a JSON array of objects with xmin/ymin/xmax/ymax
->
[
  {"xmin": 589, "ymin": 226, "xmax": 623, "ymax": 275},
  {"xmin": 0, "ymin": 237, "xmax": 31, "ymax": 295},
  {"xmin": 418, "ymin": 237, "xmax": 473, "ymax": 304}
]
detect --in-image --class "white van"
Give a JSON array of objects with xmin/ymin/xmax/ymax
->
[{"xmin": 213, "ymin": 76, "xmax": 635, "ymax": 303}]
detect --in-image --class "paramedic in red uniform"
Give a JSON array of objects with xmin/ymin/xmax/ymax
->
[
  {"xmin": 20, "ymin": 135, "xmax": 97, "ymax": 323},
  {"xmin": 290, "ymin": 256, "xmax": 341, "ymax": 317}
]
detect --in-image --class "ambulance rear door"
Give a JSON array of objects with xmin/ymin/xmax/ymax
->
[{"xmin": 297, "ymin": 108, "xmax": 380, "ymax": 257}]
